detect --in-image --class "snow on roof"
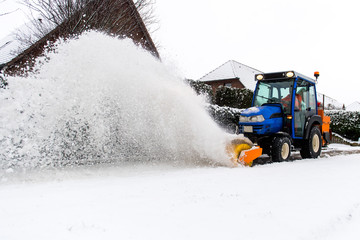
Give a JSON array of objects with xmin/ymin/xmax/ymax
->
[
  {"xmin": 346, "ymin": 101, "xmax": 360, "ymax": 111},
  {"xmin": 198, "ymin": 60, "xmax": 262, "ymax": 90}
]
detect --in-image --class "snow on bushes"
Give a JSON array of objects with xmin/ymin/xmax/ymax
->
[
  {"xmin": 215, "ymin": 86, "xmax": 253, "ymax": 109},
  {"xmin": 326, "ymin": 110, "xmax": 360, "ymax": 141},
  {"xmin": 186, "ymin": 80, "xmax": 253, "ymax": 109},
  {"xmin": 187, "ymin": 80, "xmax": 252, "ymax": 132},
  {"xmin": 186, "ymin": 79, "xmax": 214, "ymax": 103},
  {"xmin": 206, "ymin": 104, "xmax": 243, "ymax": 133}
]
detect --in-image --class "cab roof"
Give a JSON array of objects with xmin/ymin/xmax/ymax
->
[{"xmin": 255, "ymin": 71, "xmax": 317, "ymax": 84}]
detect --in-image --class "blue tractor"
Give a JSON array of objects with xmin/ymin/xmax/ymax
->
[{"xmin": 237, "ymin": 71, "xmax": 331, "ymax": 163}]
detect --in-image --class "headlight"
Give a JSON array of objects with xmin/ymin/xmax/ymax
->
[
  {"xmin": 286, "ymin": 71, "xmax": 294, "ymax": 78},
  {"xmin": 239, "ymin": 115, "xmax": 265, "ymax": 122},
  {"xmin": 239, "ymin": 116, "xmax": 248, "ymax": 122},
  {"xmin": 249, "ymin": 115, "xmax": 265, "ymax": 122},
  {"xmin": 256, "ymin": 74, "xmax": 264, "ymax": 80}
]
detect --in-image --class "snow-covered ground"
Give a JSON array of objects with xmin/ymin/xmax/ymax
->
[{"xmin": 1, "ymin": 146, "xmax": 360, "ymax": 240}]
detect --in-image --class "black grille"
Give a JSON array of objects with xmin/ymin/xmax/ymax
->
[{"xmin": 253, "ymin": 125, "xmax": 263, "ymax": 133}]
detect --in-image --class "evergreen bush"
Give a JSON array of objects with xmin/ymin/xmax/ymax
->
[
  {"xmin": 326, "ymin": 110, "xmax": 360, "ymax": 141},
  {"xmin": 207, "ymin": 105, "xmax": 243, "ymax": 133},
  {"xmin": 186, "ymin": 79, "xmax": 214, "ymax": 103},
  {"xmin": 187, "ymin": 81, "xmax": 253, "ymax": 132},
  {"xmin": 214, "ymin": 86, "xmax": 253, "ymax": 109}
]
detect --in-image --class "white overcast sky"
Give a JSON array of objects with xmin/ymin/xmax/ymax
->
[{"xmin": 1, "ymin": 0, "xmax": 359, "ymax": 105}]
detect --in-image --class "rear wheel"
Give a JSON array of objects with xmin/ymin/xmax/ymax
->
[
  {"xmin": 271, "ymin": 136, "xmax": 291, "ymax": 162},
  {"xmin": 300, "ymin": 126, "xmax": 322, "ymax": 159}
]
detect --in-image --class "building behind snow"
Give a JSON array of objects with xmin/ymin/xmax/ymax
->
[
  {"xmin": 316, "ymin": 92, "xmax": 344, "ymax": 110},
  {"xmin": 346, "ymin": 101, "xmax": 360, "ymax": 111},
  {"xmin": 198, "ymin": 60, "xmax": 262, "ymax": 94}
]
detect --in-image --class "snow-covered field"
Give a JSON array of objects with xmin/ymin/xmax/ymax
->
[{"xmin": 1, "ymin": 148, "xmax": 360, "ymax": 240}]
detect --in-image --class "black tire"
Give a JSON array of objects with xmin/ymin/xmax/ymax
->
[
  {"xmin": 271, "ymin": 136, "xmax": 291, "ymax": 162},
  {"xmin": 258, "ymin": 138, "xmax": 271, "ymax": 156},
  {"xmin": 300, "ymin": 126, "xmax": 322, "ymax": 159}
]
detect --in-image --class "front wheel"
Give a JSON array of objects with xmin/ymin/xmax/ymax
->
[
  {"xmin": 300, "ymin": 126, "xmax": 322, "ymax": 159},
  {"xmin": 271, "ymin": 136, "xmax": 291, "ymax": 162}
]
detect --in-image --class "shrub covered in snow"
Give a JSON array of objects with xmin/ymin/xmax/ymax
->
[
  {"xmin": 186, "ymin": 79, "xmax": 214, "ymax": 103},
  {"xmin": 214, "ymin": 86, "xmax": 253, "ymax": 109},
  {"xmin": 326, "ymin": 110, "xmax": 360, "ymax": 141},
  {"xmin": 187, "ymin": 81, "xmax": 251, "ymax": 132},
  {"xmin": 187, "ymin": 80, "xmax": 253, "ymax": 109},
  {"xmin": 206, "ymin": 104, "xmax": 243, "ymax": 133}
]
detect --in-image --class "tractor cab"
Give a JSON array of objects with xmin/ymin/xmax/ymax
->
[
  {"xmin": 251, "ymin": 71, "xmax": 318, "ymax": 139},
  {"xmin": 238, "ymin": 71, "xmax": 330, "ymax": 162}
]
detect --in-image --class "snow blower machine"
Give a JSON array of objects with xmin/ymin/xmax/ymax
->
[{"xmin": 228, "ymin": 71, "xmax": 331, "ymax": 166}]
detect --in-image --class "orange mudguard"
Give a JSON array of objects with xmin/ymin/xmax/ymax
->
[{"xmin": 238, "ymin": 147, "xmax": 263, "ymax": 167}]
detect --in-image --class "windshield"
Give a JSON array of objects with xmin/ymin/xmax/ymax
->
[{"xmin": 253, "ymin": 79, "xmax": 294, "ymax": 113}]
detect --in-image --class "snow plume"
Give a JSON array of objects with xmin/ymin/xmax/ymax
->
[{"xmin": 0, "ymin": 31, "xmax": 234, "ymax": 170}]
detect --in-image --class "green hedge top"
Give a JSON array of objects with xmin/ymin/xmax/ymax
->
[
  {"xmin": 187, "ymin": 79, "xmax": 253, "ymax": 109},
  {"xmin": 214, "ymin": 86, "xmax": 253, "ymax": 109}
]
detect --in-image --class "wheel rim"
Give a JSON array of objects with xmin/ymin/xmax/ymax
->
[
  {"xmin": 281, "ymin": 142, "xmax": 290, "ymax": 159},
  {"xmin": 312, "ymin": 134, "xmax": 320, "ymax": 153}
]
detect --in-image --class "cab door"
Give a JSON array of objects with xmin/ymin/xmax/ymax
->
[{"xmin": 293, "ymin": 80, "xmax": 316, "ymax": 138}]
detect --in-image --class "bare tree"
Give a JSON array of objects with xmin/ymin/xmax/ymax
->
[
  {"xmin": 17, "ymin": 0, "xmax": 157, "ymax": 47},
  {"xmin": 0, "ymin": 0, "xmax": 20, "ymax": 17}
]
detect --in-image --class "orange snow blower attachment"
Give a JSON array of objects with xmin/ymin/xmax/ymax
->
[
  {"xmin": 227, "ymin": 138, "xmax": 263, "ymax": 167},
  {"xmin": 238, "ymin": 147, "xmax": 263, "ymax": 167}
]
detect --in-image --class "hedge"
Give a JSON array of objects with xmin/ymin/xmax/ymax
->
[
  {"xmin": 326, "ymin": 110, "xmax": 360, "ymax": 141},
  {"xmin": 187, "ymin": 80, "xmax": 252, "ymax": 133},
  {"xmin": 187, "ymin": 80, "xmax": 253, "ymax": 108},
  {"xmin": 187, "ymin": 79, "xmax": 214, "ymax": 103},
  {"xmin": 214, "ymin": 86, "xmax": 253, "ymax": 109},
  {"xmin": 206, "ymin": 104, "xmax": 243, "ymax": 133}
]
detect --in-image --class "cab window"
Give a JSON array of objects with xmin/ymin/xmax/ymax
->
[{"xmin": 253, "ymin": 79, "xmax": 293, "ymax": 114}]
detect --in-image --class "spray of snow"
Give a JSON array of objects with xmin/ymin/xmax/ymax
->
[
  {"xmin": 0, "ymin": 31, "xmax": 236, "ymax": 170},
  {"xmin": 242, "ymin": 107, "xmax": 260, "ymax": 114}
]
